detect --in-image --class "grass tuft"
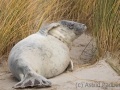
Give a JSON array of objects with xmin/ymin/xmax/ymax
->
[{"xmin": 0, "ymin": 0, "xmax": 119, "ymax": 61}]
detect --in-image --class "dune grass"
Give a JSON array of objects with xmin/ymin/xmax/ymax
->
[
  {"xmin": 92, "ymin": 0, "xmax": 120, "ymax": 58},
  {"xmin": 0, "ymin": 0, "xmax": 56, "ymax": 58},
  {"xmin": 0, "ymin": 0, "xmax": 119, "ymax": 61}
]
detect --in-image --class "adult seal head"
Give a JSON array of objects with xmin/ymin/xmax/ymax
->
[{"xmin": 8, "ymin": 20, "xmax": 87, "ymax": 88}]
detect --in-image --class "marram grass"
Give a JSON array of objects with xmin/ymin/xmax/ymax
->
[
  {"xmin": 0, "ymin": 0, "xmax": 119, "ymax": 61},
  {"xmin": 0, "ymin": 0, "xmax": 56, "ymax": 58},
  {"xmin": 92, "ymin": 0, "xmax": 120, "ymax": 58}
]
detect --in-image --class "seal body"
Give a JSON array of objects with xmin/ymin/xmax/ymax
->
[
  {"xmin": 8, "ymin": 20, "xmax": 87, "ymax": 88},
  {"xmin": 9, "ymin": 33, "xmax": 70, "ymax": 79}
]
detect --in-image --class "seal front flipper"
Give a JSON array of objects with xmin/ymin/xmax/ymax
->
[
  {"xmin": 67, "ymin": 60, "xmax": 74, "ymax": 71},
  {"xmin": 13, "ymin": 72, "xmax": 51, "ymax": 89},
  {"xmin": 39, "ymin": 23, "xmax": 60, "ymax": 35}
]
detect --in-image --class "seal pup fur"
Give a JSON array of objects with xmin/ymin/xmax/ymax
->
[{"xmin": 8, "ymin": 20, "xmax": 87, "ymax": 88}]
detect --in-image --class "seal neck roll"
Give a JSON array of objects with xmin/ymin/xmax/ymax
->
[
  {"xmin": 48, "ymin": 27, "xmax": 78, "ymax": 48},
  {"xmin": 49, "ymin": 30, "xmax": 70, "ymax": 46}
]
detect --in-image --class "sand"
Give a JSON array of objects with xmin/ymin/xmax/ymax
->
[{"xmin": 0, "ymin": 34, "xmax": 120, "ymax": 90}]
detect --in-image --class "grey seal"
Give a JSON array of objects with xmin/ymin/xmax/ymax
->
[{"xmin": 8, "ymin": 20, "xmax": 87, "ymax": 88}]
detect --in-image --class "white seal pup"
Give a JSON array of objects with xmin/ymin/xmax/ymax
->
[{"xmin": 8, "ymin": 20, "xmax": 87, "ymax": 88}]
